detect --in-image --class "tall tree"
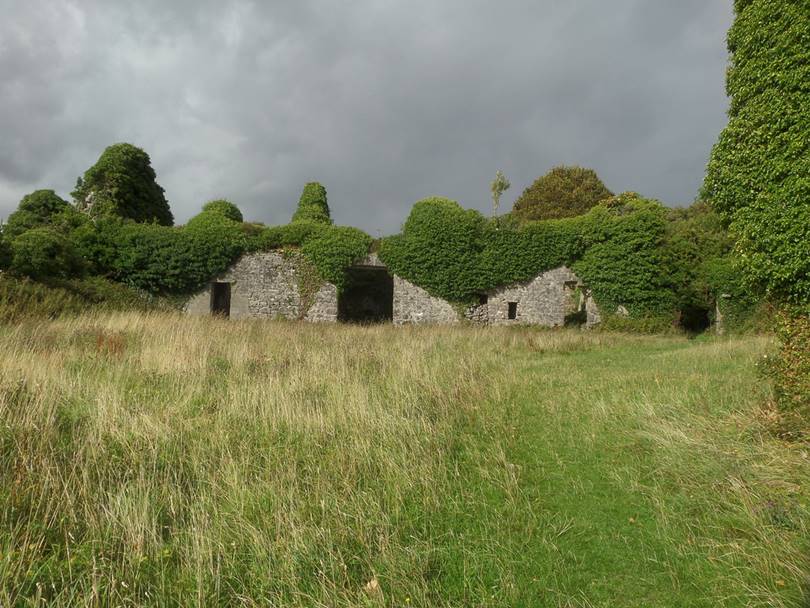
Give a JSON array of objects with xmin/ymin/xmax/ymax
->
[
  {"xmin": 702, "ymin": 0, "xmax": 809, "ymax": 305},
  {"xmin": 511, "ymin": 166, "xmax": 612, "ymax": 222},
  {"xmin": 73, "ymin": 143, "xmax": 174, "ymax": 226}
]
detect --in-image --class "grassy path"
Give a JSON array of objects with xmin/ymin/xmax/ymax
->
[{"xmin": 440, "ymin": 335, "xmax": 809, "ymax": 607}]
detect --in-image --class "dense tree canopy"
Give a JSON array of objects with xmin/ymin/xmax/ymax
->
[
  {"xmin": 72, "ymin": 143, "xmax": 174, "ymax": 226},
  {"xmin": 4, "ymin": 190, "xmax": 73, "ymax": 239},
  {"xmin": 702, "ymin": 0, "xmax": 809, "ymax": 306},
  {"xmin": 511, "ymin": 166, "xmax": 613, "ymax": 222}
]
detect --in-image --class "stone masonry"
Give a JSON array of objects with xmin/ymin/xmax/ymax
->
[
  {"xmin": 185, "ymin": 251, "xmax": 600, "ymax": 327},
  {"xmin": 392, "ymin": 276, "xmax": 460, "ymax": 325},
  {"xmin": 184, "ymin": 251, "xmax": 337, "ymax": 322}
]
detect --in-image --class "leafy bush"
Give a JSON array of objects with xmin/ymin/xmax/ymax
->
[
  {"xmin": 511, "ymin": 166, "xmax": 613, "ymax": 222},
  {"xmin": 573, "ymin": 194, "xmax": 676, "ymax": 317},
  {"xmin": 0, "ymin": 237, "xmax": 11, "ymax": 270},
  {"xmin": 3, "ymin": 190, "xmax": 76, "ymax": 239},
  {"xmin": 72, "ymin": 143, "xmax": 174, "ymax": 226},
  {"xmin": 252, "ymin": 221, "xmax": 329, "ymax": 250},
  {"xmin": 764, "ymin": 311, "xmax": 810, "ymax": 423},
  {"xmin": 10, "ymin": 228, "xmax": 84, "ymax": 280},
  {"xmin": 379, "ymin": 197, "xmax": 487, "ymax": 302},
  {"xmin": 113, "ymin": 216, "xmax": 247, "ymax": 294},
  {"xmin": 291, "ymin": 182, "xmax": 332, "ymax": 224},
  {"xmin": 197, "ymin": 199, "xmax": 244, "ymax": 223},
  {"xmin": 300, "ymin": 226, "xmax": 373, "ymax": 290}
]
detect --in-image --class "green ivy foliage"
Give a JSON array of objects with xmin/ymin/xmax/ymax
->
[
  {"xmin": 9, "ymin": 227, "xmax": 85, "ymax": 280},
  {"xmin": 702, "ymin": 0, "xmax": 810, "ymax": 307},
  {"xmin": 0, "ymin": 236, "xmax": 12, "ymax": 270},
  {"xmin": 111, "ymin": 215, "xmax": 247, "ymax": 294},
  {"xmin": 291, "ymin": 182, "xmax": 332, "ymax": 224},
  {"xmin": 300, "ymin": 226, "xmax": 373, "ymax": 290},
  {"xmin": 197, "ymin": 199, "xmax": 244, "ymax": 223},
  {"xmin": 72, "ymin": 143, "xmax": 174, "ymax": 226},
  {"xmin": 4, "ymin": 190, "xmax": 77, "ymax": 239},
  {"xmin": 379, "ymin": 194, "xmax": 683, "ymax": 316},
  {"xmin": 379, "ymin": 198, "xmax": 486, "ymax": 302},
  {"xmin": 572, "ymin": 195, "xmax": 675, "ymax": 316},
  {"xmin": 511, "ymin": 166, "xmax": 613, "ymax": 222},
  {"xmin": 251, "ymin": 220, "xmax": 372, "ymax": 291}
]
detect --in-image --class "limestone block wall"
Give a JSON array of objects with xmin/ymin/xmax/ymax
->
[
  {"xmin": 184, "ymin": 251, "xmax": 338, "ymax": 322},
  {"xmin": 392, "ymin": 276, "xmax": 459, "ymax": 325},
  {"xmin": 487, "ymin": 266, "xmax": 597, "ymax": 327}
]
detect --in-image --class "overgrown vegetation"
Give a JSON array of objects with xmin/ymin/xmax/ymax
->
[
  {"xmin": 511, "ymin": 165, "xmax": 613, "ymax": 222},
  {"xmin": 0, "ymin": 146, "xmax": 760, "ymax": 331},
  {"xmin": 377, "ymin": 193, "xmax": 745, "ymax": 328},
  {"xmin": 703, "ymin": 0, "xmax": 809, "ymax": 415},
  {"xmin": 0, "ymin": 314, "xmax": 805, "ymax": 606},
  {"xmin": 73, "ymin": 143, "xmax": 174, "ymax": 226}
]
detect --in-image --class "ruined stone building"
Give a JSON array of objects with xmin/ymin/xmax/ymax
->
[{"xmin": 185, "ymin": 251, "xmax": 601, "ymax": 327}]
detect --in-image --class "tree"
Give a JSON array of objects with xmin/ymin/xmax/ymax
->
[
  {"xmin": 490, "ymin": 170, "xmax": 510, "ymax": 216},
  {"xmin": 73, "ymin": 143, "xmax": 174, "ymax": 226},
  {"xmin": 512, "ymin": 166, "xmax": 612, "ymax": 222},
  {"xmin": 4, "ymin": 190, "xmax": 72, "ymax": 239},
  {"xmin": 702, "ymin": 0, "xmax": 809, "ymax": 306},
  {"xmin": 291, "ymin": 182, "xmax": 332, "ymax": 224}
]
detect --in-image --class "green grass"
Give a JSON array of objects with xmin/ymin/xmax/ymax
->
[{"xmin": 0, "ymin": 313, "xmax": 807, "ymax": 606}]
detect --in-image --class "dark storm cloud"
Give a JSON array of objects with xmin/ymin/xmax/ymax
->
[{"xmin": 0, "ymin": 0, "xmax": 733, "ymax": 233}]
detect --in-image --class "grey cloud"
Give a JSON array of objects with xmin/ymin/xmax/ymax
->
[{"xmin": 0, "ymin": 0, "xmax": 733, "ymax": 232}]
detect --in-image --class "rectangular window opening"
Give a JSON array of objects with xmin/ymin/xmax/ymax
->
[{"xmin": 508, "ymin": 301, "xmax": 518, "ymax": 320}]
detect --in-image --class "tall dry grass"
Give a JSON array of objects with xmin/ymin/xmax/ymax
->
[{"xmin": 0, "ymin": 313, "xmax": 806, "ymax": 606}]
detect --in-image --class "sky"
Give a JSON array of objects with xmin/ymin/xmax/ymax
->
[{"xmin": 0, "ymin": 0, "xmax": 734, "ymax": 235}]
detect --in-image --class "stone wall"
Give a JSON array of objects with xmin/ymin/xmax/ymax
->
[
  {"xmin": 184, "ymin": 252, "xmax": 600, "ymax": 328},
  {"xmin": 392, "ymin": 276, "xmax": 460, "ymax": 325},
  {"xmin": 184, "ymin": 251, "xmax": 338, "ymax": 322},
  {"xmin": 484, "ymin": 266, "xmax": 599, "ymax": 328}
]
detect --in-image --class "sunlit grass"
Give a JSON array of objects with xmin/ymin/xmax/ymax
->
[{"xmin": 0, "ymin": 313, "xmax": 806, "ymax": 606}]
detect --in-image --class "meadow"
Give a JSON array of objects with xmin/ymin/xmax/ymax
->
[{"xmin": 0, "ymin": 313, "xmax": 807, "ymax": 607}]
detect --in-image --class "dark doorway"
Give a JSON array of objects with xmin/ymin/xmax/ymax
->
[
  {"xmin": 211, "ymin": 282, "xmax": 231, "ymax": 317},
  {"xmin": 338, "ymin": 267, "xmax": 393, "ymax": 323},
  {"xmin": 679, "ymin": 304, "xmax": 711, "ymax": 334},
  {"xmin": 508, "ymin": 302, "xmax": 518, "ymax": 320}
]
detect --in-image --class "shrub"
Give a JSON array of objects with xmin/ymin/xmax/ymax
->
[
  {"xmin": 764, "ymin": 311, "xmax": 810, "ymax": 423},
  {"xmin": 198, "ymin": 199, "xmax": 244, "ymax": 223},
  {"xmin": 300, "ymin": 226, "xmax": 373, "ymax": 290},
  {"xmin": 0, "ymin": 237, "xmax": 11, "ymax": 270},
  {"xmin": 10, "ymin": 228, "xmax": 84, "ymax": 280},
  {"xmin": 0, "ymin": 275, "xmax": 168, "ymax": 323},
  {"xmin": 291, "ymin": 182, "xmax": 332, "ymax": 224},
  {"xmin": 72, "ymin": 143, "xmax": 174, "ymax": 226},
  {"xmin": 4, "ymin": 190, "xmax": 73, "ymax": 239},
  {"xmin": 379, "ymin": 197, "xmax": 486, "ymax": 302},
  {"xmin": 511, "ymin": 166, "xmax": 613, "ymax": 222},
  {"xmin": 113, "ymin": 216, "xmax": 247, "ymax": 294},
  {"xmin": 573, "ymin": 194, "xmax": 676, "ymax": 317}
]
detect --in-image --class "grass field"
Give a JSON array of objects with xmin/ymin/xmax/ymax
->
[{"xmin": 0, "ymin": 313, "xmax": 807, "ymax": 607}]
